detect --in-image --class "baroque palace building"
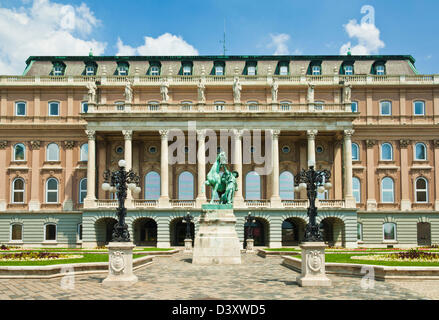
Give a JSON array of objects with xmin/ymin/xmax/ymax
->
[{"xmin": 0, "ymin": 54, "xmax": 438, "ymax": 249}]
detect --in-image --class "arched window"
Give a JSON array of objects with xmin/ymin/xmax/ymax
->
[
  {"xmin": 181, "ymin": 101, "xmax": 192, "ymax": 111},
  {"xmin": 314, "ymin": 101, "xmax": 324, "ymax": 111},
  {"xmin": 178, "ymin": 171, "xmax": 194, "ymax": 200},
  {"xmin": 79, "ymin": 178, "xmax": 87, "ymax": 204},
  {"xmin": 381, "ymin": 143, "xmax": 393, "ymax": 161},
  {"xmin": 381, "ymin": 177, "xmax": 394, "ymax": 203},
  {"xmin": 46, "ymin": 178, "xmax": 59, "ymax": 203},
  {"xmin": 415, "ymin": 177, "xmax": 428, "ymax": 203},
  {"xmin": 80, "ymin": 143, "xmax": 88, "ymax": 161},
  {"xmin": 13, "ymin": 143, "xmax": 25, "ymax": 161},
  {"xmin": 245, "ymin": 171, "xmax": 261, "ymax": 200},
  {"xmin": 352, "ymin": 143, "xmax": 359, "ymax": 161},
  {"xmin": 413, "ymin": 100, "xmax": 425, "ymax": 116},
  {"xmin": 81, "ymin": 101, "xmax": 88, "ymax": 113},
  {"xmin": 46, "ymin": 143, "xmax": 60, "ymax": 161},
  {"xmin": 15, "ymin": 101, "xmax": 26, "ymax": 116},
  {"xmin": 247, "ymin": 101, "xmax": 259, "ymax": 111},
  {"xmin": 116, "ymin": 101, "xmax": 125, "ymax": 111},
  {"xmin": 351, "ymin": 101, "xmax": 358, "ymax": 113},
  {"xmin": 44, "ymin": 223, "xmax": 57, "ymax": 241},
  {"xmin": 380, "ymin": 101, "xmax": 392, "ymax": 116},
  {"xmin": 148, "ymin": 101, "xmax": 160, "ymax": 111},
  {"xmin": 10, "ymin": 223, "xmax": 23, "ymax": 241},
  {"xmin": 279, "ymin": 171, "xmax": 294, "ymax": 200},
  {"xmin": 280, "ymin": 101, "xmax": 291, "ymax": 111},
  {"xmin": 145, "ymin": 171, "xmax": 160, "ymax": 200},
  {"xmin": 357, "ymin": 223, "xmax": 363, "ymax": 241},
  {"xmin": 383, "ymin": 222, "xmax": 396, "ymax": 241},
  {"xmin": 11, "ymin": 178, "xmax": 25, "ymax": 203},
  {"xmin": 48, "ymin": 101, "xmax": 60, "ymax": 116},
  {"xmin": 353, "ymin": 177, "xmax": 361, "ymax": 203},
  {"xmin": 215, "ymin": 101, "xmax": 226, "ymax": 111},
  {"xmin": 415, "ymin": 143, "xmax": 427, "ymax": 161}
]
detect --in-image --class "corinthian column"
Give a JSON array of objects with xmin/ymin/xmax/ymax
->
[
  {"xmin": 233, "ymin": 129, "xmax": 245, "ymax": 207},
  {"xmin": 84, "ymin": 129, "xmax": 97, "ymax": 208},
  {"xmin": 270, "ymin": 129, "xmax": 282, "ymax": 208},
  {"xmin": 159, "ymin": 130, "xmax": 171, "ymax": 208},
  {"xmin": 307, "ymin": 130, "xmax": 318, "ymax": 167},
  {"xmin": 196, "ymin": 130, "xmax": 207, "ymax": 207},
  {"xmin": 344, "ymin": 129, "xmax": 356, "ymax": 208}
]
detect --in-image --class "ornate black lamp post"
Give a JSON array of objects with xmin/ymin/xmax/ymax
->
[
  {"xmin": 245, "ymin": 212, "xmax": 255, "ymax": 240},
  {"xmin": 101, "ymin": 159, "xmax": 141, "ymax": 242},
  {"xmin": 182, "ymin": 212, "xmax": 193, "ymax": 239},
  {"xmin": 294, "ymin": 164, "xmax": 332, "ymax": 242}
]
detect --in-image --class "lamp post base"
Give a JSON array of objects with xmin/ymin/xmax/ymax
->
[
  {"xmin": 184, "ymin": 238, "xmax": 193, "ymax": 253},
  {"xmin": 296, "ymin": 242, "xmax": 332, "ymax": 287},
  {"xmin": 102, "ymin": 242, "xmax": 138, "ymax": 287},
  {"xmin": 246, "ymin": 239, "xmax": 254, "ymax": 252}
]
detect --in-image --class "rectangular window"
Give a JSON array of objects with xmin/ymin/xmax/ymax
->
[
  {"xmin": 45, "ymin": 225, "xmax": 56, "ymax": 241},
  {"xmin": 351, "ymin": 101, "xmax": 358, "ymax": 112},
  {"xmin": 11, "ymin": 225, "xmax": 22, "ymax": 241},
  {"xmin": 376, "ymin": 65, "xmax": 385, "ymax": 75},
  {"xmin": 118, "ymin": 66, "xmax": 128, "ymax": 75},
  {"xmin": 414, "ymin": 101, "xmax": 425, "ymax": 115},
  {"xmin": 16, "ymin": 102, "xmax": 26, "ymax": 116},
  {"xmin": 344, "ymin": 65, "xmax": 353, "ymax": 75},
  {"xmin": 183, "ymin": 65, "xmax": 192, "ymax": 75},
  {"xmin": 380, "ymin": 101, "xmax": 391, "ymax": 115},
  {"xmin": 247, "ymin": 65, "xmax": 256, "ymax": 75},
  {"xmin": 150, "ymin": 66, "xmax": 160, "ymax": 76},
  {"xmin": 312, "ymin": 66, "xmax": 321, "ymax": 75},
  {"xmin": 49, "ymin": 102, "xmax": 59, "ymax": 116},
  {"xmin": 86, "ymin": 66, "xmax": 94, "ymax": 76},
  {"xmin": 81, "ymin": 102, "xmax": 88, "ymax": 113},
  {"xmin": 53, "ymin": 66, "xmax": 63, "ymax": 76},
  {"xmin": 215, "ymin": 65, "xmax": 224, "ymax": 75},
  {"xmin": 383, "ymin": 223, "xmax": 396, "ymax": 241},
  {"xmin": 279, "ymin": 65, "xmax": 288, "ymax": 75},
  {"xmin": 357, "ymin": 223, "xmax": 362, "ymax": 241}
]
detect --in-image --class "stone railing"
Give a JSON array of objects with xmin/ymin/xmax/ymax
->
[
  {"xmin": 245, "ymin": 200, "xmax": 271, "ymax": 208},
  {"xmin": 170, "ymin": 200, "xmax": 196, "ymax": 208},
  {"xmin": 133, "ymin": 200, "xmax": 158, "ymax": 208},
  {"xmin": 282, "ymin": 200, "xmax": 309, "ymax": 208},
  {"xmin": 95, "ymin": 200, "xmax": 118, "ymax": 208},
  {"xmin": 317, "ymin": 200, "xmax": 346, "ymax": 208},
  {"xmin": 1, "ymin": 74, "xmax": 438, "ymax": 87}
]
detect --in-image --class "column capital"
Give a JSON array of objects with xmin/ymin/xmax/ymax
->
[
  {"xmin": 233, "ymin": 129, "xmax": 244, "ymax": 140},
  {"xmin": 64, "ymin": 141, "xmax": 75, "ymax": 149},
  {"xmin": 85, "ymin": 129, "xmax": 96, "ymax": 140},
  {"xmin": 366, "ymin": 139, "xmax": 376, "ymax": 148},
  {"xmin": 122, "ymin": 130, "xmax": 133, "ymax": 140},
  {"xmin": 271, "ymin": 129, "xmax": 281, "ymax": 139},
  {"xmin": 306, "ymin": 129, "xmax": 318, "ymax": 139},
  {"xmin": 343, "ymin": 129, "xmax": 355, "ymax": 138},
  {"xmin": 0, "ymin": 141, "xmax": 7, "ymax": 149},
  {"xmin": 399, "ymin": 139, "xmax": 411, "ymax": 148},
  {"xmin": 30, "ymin": 140, "xmax": 41, "ymax": 150},
  {"xmin": 196, "ymin": 129, "xmax": 206, "ymax": 141},
  {"xmin": 159, "ymin": 129, "xmax": 169, "ymax": 140}
]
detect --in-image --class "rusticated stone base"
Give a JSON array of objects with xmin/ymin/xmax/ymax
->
[
  {"xmin": 296, "ymin": 242, "xmax": 332, "ymax": 287},
  {"xmin": 102, "ymin": 242, "xmax": 138, "ymax": 287}
]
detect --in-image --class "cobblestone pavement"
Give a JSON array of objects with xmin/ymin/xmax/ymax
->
[{"xmin": 0, "ymin": 253, "xmax": 433, "ymax": 300}]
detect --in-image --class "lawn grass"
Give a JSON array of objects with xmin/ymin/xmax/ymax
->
[
  {"xmin": 264, "ymin": 247, "xmax": 439, "ymax": 253},
  {"xmin": 0, "ymin": 253, "xmax": 143, "ymax": 266},
  {"xmin": 291, "ymin": 253, "xmax": 439, "ymax": 267},
  {"xmin": 0, "ymin": 247, "xmax": 173, "ymax": 253}
]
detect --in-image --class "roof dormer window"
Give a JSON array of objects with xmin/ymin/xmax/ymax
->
[
  {"xmin": 312, "ymin": 65, "xmax": 321, "ymax": 75},
  {"xmin": 279, "ymin": 64, "xmax": 288, "ymax": 75},
  {"xmin": 245, "ymin": 61, "xmax": 257, "ymax": 76},
  {"xmin": 52, "ymin": 62, "xmax": 65, "ymax": 76},
  {"xmin": 343, "ymin": 64, "xmax": 354, "ymax": 75},
  {"xmin": 372, "ymin": 61, "xmax": 386, "ymax": 75},
  {"xmin": 117, "ymin": 62, "xmax": 129, "ymax": 76},
  {"xmin": 149, "ymin": 62, "xmax": 161, "ymax": 76},
  {"xmin": 308, "ymin": 61, "xmax": 322, "ymax": 75},
  {"xmin": 182, "ymin": 62, "xmax": 192, "ymax": 76},
  {"xmin": 86, "ymin": 65, "xmax": 95, "ymax": 76}
]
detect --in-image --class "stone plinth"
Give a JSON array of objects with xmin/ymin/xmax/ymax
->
[
  {"xmin": 246, "ymin": 239, "xmax": 254, "ymax": 252},
  {"xmin": 296, "ymin": 242, "xmax": 332, "ymax": 287},
  {"xmin": 192, "ymin": 204, "xmax": 241, "ymax": 265},
  {"xmin": 184, "ymin": 238, "xmax": 193, "ymax": 253},
  {"xmin": 102, "ymin": 242, "xmax": 138, "ymax": 287}
]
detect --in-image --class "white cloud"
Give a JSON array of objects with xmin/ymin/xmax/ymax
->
[
  {"xmin": 340, "ymin": 19, "xmax": 385, "ymax": 55},
  {"xmin": 268, "ymin": 33, "xmax": 290, "ymax": 55},
  {"xmin": 0, "ymin": 0, "xmax": 106, "ymax": 74},
  {"xmin": 116, "ymin": 33, "xmax": 198, "ymax": 56}
]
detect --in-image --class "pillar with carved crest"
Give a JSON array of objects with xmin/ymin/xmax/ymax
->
[
  {"xmin": 159, "ymin": 130, "xmax": 171, "ymax": 208},
  {"xmin": 84, "ymin": 129, "xmax": 97, "ymax": 208},
  {"xmin": 344, "ymin": 129, "xmax": 356, "ymax": 208}
]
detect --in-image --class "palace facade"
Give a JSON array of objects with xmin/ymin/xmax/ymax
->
[{"xmin": 0, "ymin": 54, "xmax": 438, "ymax": 249}]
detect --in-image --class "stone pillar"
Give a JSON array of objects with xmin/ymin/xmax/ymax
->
[
  {"xmin": 366, "ymin": 140, "xmax": 377, "ymax": 211},
  {"xmin": 307, "ymin": 130, "xmax": 318, "ymax": 167},
  {"xmin": 343, "ymin": 129, "xmax": 356, "ymax": 208},
  {"xmin": 63, "ymin": 141, "xmax": 75, "ymax": 211},
  {"xmin": 270, "ymin": 129, "xmax": 282, "ymax": 208},
  {"xmin": 0, "ymin": 141, "xmax": 7, "ymax": 211},
  {"xmin": 299, "ymin": 141, "xmax": 307, "ymax": 199},
  {"xmin": 196, "ymin": 130, "xmax": 207, "ymax": 207},
  {"xmin": 102, "ymin": 242, "xmax": 138, "ymax": 287},
  {"xmin": 159, "ymin": 130, "xmax": 171, "ymax": 207},
  {"xmin": 297, "ymin": 242, "xmax": 332, "ymax": 287},
  {"xmin": 232, "ymin": 129, "xmax": 245, "ymax": 207},
  {"xmin": 434, "ymin": 140, "xmax": 439, "ymax": 211},
  {"xmin": 122, "ymin": 130, "xmax": 134, "ymax": 207},
  {"xmin": 334, "ymin": 137, "xmax": 343, "ymax": 199},
  {"xmin": 29, "ymin": 140, "xmax": 41, "ymax": 211},
  {"xmin": 97, "ymin": 140, "xmax": 107, "ymax": 199},
  {"xmin": 400, "ymin": 139, "xmax": 411, "ymax": 211},
  {"xmin": 84, "ymin": 129, "xmax": 97, "ymax": 208}
]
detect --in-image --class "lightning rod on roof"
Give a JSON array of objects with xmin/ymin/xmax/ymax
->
[{"xmin": 220, "ymin": 19, "xmax": 227, "ymax": 56}]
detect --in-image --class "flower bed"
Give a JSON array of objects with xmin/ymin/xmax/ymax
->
[
  {"xmin": 0, "ymin": 252, "xmax": 83, "ymax": 262},
  {"xmin": 351, "ymin": 249, "xmax": 439, "ymax": 263}
]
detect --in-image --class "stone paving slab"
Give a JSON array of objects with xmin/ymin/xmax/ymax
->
[{"xmin": 0, "ymin": 253, "xmax": 433, "ymax": 300}]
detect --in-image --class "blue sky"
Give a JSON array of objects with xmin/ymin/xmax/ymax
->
[{"xmin": 0, "ymin": 0, "xmax": 438, "ymax": 74}]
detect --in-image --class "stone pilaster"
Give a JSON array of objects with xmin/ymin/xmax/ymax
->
[
  {"xmin": 196, "ymin": 130, "xmax": 207, "ymax": 207},
  {"xmin": 399, "ymin": 139, "xmax": 411, "ymax": 211},
  {"xmin": 122, "ymin": 130, "xmax": 134, "ymax": 207},
  {"xmin": 366, "ymin": 140, "xmax": 377, "ymax": 211},
  {"xmin": 307, "ymin": 130, "xmax": 318, "ymax": 167},
  {"xmin": 270, "ymin": 129, "xmax": 282, "ymax": 208},
  {"xmin": 29, "ymin": 140, "xmax": 41, "ymax": 211},
  {"xmin": 434, "ymin": 140, "xmax": 439, "ymax": 211},
  {"xmin": 343, "ymin": 129, "xmax": 356, "ymax": 208},
  {"xmin": 232, "ymin": 129, "xmax": 245, "ymax": 208},
  {"xmin": 62, "ymin": 141, "xmax": 75, "ymax": 211},
  {"xmin": 159, "ymin": 130, "xmax": 171, "ymax": 208},
  {"xmin": 84, "ymin": 129, "xmax": 97, "ymax": 208},
  {"xmin": 0, "ymin": 141, "xmax": 7, "ymax": 211}
]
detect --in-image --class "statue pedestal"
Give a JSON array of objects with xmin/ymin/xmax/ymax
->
[
  {"xmin": 246, "ymin": 239, "xmax": 254, "ymax": 253},
  {"xmin": 184, "ymin": 238, "xmax": 193, "ymax": 253},
  {"xmin": 192, "ymin": 204, "xmax": 241, "ymax": 265},
  {"xmin": 102, "ymin": 242, "xmax": 138, "ymax": 287},
  {"xmin": 296, "ymin": 242, "xmax": 332, "ymax": 287}
]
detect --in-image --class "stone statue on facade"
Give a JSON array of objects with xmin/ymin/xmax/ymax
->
[
  {"xmin": 343, "ymin": 82, "xmax": 352, "ymax": 103},
  {"xmin": 307, "ymin": 81, "xmax": 315, "ymax": 103},
  {"xmin": 124, "ymin": 80, "xmax": 133, "ymax": 104},
  {"xmin": 86, "ymin": 81, "xmax": 97, "ymax": 104},
  {"xmin": 160, "ymin": 78, "xmax": 169, "ymax": 102},
  {"xmin": 205, "ymin": 152, "xmax": 239, "ymax": 204},
  {"xmin": 197, "ymin": 78, "xmax": 206, "ymax": 103},
  {"xmin": 233, "ymin": 77, "xmax": 242, "ymax": 103},
  {"xmin": 271, "ymin": 78, "xmax": 278, "ymax": 103}
]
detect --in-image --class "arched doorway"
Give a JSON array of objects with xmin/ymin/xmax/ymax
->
[
  {"xmin": 133, "ymin": 218, "xmax": 157, "ymax": 246},
  {"xmin": 320, "ymin": 217, "xmax": 345, "ymax": 247},
  {"xmin": 417, "ymin": 222, "xmax": 431, "ymax": 246},
  {"xmin": 244, "ymin": 217, "xmax": 269, "ymax": 247},
  {"xmin": 95, "ymin": 218, "xmax": 117, "ymax": 246},
  {"xmin": 170, "ymin": 218, "xmax": 195, "ymax": 246},
  {"xmin": 282, "ymin": 218, "xmax": 305, "ymax": 246}
]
